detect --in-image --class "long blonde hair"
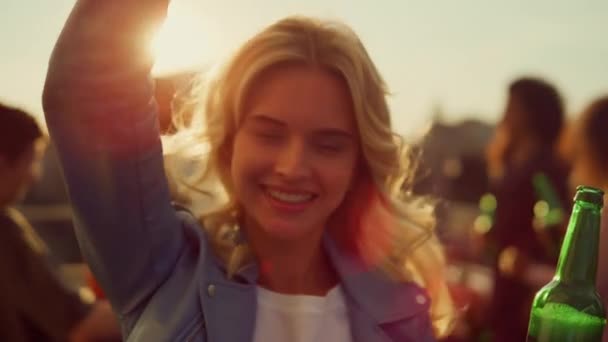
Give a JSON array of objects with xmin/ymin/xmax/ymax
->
[{"xmin": 163, "ymin": 16, "xmax": 454, "ymax": 336}]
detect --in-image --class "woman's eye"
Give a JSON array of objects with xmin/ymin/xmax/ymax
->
[{"xmin": 315, "ymin": 142, "xmax": 344, "ymax": 154}]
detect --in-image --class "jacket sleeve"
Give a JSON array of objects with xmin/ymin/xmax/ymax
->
[{"xmin": 42, "ymin": 0, "xmax": 184, "ymax": 315}]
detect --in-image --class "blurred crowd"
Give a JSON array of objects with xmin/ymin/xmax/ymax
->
[
  {"xmin": 414, "ymin": 78, "xmax": 608, "ymax": 342},
  {"xmin": 1, "ymin": 75, "xmax": 607, "ymax": 341}
]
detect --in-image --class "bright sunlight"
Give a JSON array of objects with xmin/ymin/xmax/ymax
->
[{"xmin": 151, "ymin": 3, "xmax": 209, "ymax": 76}]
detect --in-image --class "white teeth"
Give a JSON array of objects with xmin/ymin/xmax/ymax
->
[{"xmin": 267, "ymin": 190, "xmax": 313, "ymax": 203}]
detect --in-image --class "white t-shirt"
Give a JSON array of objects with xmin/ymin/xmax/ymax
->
[{"xmin": 253, "ymin": 285, "xmax": 353, "ymax": 342}]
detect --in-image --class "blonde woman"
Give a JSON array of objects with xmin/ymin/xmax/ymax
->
[{"xmin": 43, "ymin": 1, "xmax": 453, "ymax": 341}]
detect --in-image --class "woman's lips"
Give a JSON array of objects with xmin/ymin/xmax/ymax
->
[{"xmin": 263, "ymin": 185, "xmax": 317, "ymax": 213}]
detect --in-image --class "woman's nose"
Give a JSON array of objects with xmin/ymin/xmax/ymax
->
[{"xmin": 274, "ymin": 138, "xmax": 311, "ymax": 180}]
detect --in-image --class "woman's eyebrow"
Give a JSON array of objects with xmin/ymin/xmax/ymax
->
[
  {"xmin": 246, "ymin": 114, "xmax": 286, "ymax": 127},
  {"xmin": 246, "ymin": 114, "xmax": 354, "ymax": 140},
  {"xmin": 312, "ymin": 129, "xmax": 354, "ymax": 141}
]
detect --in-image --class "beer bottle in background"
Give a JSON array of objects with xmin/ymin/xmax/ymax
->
[{"xmin": 526, "ymin": 185, "xmax": 606, "ymax": 341}]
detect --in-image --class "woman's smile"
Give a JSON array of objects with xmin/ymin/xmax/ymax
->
[{"xmin": 263, "ymin": 185, "xmax": 318, "ymax": 213}]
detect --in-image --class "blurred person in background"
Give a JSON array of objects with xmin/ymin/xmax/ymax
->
[
  {"xmin": 483, "ymin": 77, "xmax": 571, "ymax": 342},
  {"xmin": 569, "ymin": 96, "xmax": 608, "ymax": 194},
  {"xmin": 568, "ymin": 96, "xmax": 608, "ymax": 342},
  {"xmin": 0, "ymin": 102, "xmax": 120, "ymax": 341}
]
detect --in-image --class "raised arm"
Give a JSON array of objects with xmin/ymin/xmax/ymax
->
[{"xmin": 43, "ymin": 0, "xmax": 184, "ymax": 315}]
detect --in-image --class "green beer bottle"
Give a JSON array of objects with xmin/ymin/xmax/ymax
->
[{"xmin": 526, "ymin": 186, "xmax": 606, "ymax": 341}]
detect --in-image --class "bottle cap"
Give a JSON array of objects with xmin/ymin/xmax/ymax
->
[{"xmin": 574, "ymin": 185, "xmax": 604, "ymax": 207}]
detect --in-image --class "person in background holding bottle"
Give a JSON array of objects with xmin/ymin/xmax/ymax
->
[
  {"xmin": 568, "ymin": 96, "xmax": 608, "ymax": 341},
  {"xmin": 493, "ymin": 96, "xmax": 608, "ymax": 341},
  {"xmin": 484, "ymin": 77, "xmax": 571, "ymax": 342}
]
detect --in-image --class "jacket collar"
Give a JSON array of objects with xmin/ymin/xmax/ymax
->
[
  {"xmin": 322, "ymin": 234, "xmax": 431, "ymax": 325},
  {"xmin": 226, "ymin": 233, "xmax": 430, "ymax": 323},
  {"xmin": 203, "ymin": 233, "xmax": 430, "ymax": 342}
]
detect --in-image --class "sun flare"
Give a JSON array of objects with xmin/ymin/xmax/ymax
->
[{"xmin": 151, "ymin": 4, "xmax": 209, "ymax": 76}]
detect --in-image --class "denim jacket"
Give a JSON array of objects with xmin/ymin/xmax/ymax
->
[{"xmin": 43, "ymin": 1, "xmax": 436, "ymax": 341}]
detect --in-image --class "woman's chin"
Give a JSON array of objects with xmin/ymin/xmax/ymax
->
[{"xmin": 260, "ymin": 219, "xmax": 314, "ymax": 241}]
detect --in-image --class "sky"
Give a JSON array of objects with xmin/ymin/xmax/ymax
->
[{"xmin": 1, "ymin": 0, "xmax": 607, "ymax": 138}]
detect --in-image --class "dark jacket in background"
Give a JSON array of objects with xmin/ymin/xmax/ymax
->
[{"xmin": 0, "ymin": 208, "xmax": 89, "ymax": 342}]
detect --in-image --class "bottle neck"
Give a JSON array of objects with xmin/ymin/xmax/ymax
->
[{"xmin": 555, "ymin": 201, "xmax": 602, "ymax": 285}]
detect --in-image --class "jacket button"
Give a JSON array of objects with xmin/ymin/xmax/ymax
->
[
  {"xmin": 415, "ymin": 294, "xmax": 427, "ymax": 305},
  {"xmin": 207, "ymin": 284, "xmax": 216, "ymax": 297}
]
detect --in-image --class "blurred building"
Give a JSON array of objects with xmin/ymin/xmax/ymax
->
[
  {"xmin": 413, "ymin": 119, "xmax": 494, "ymax": 203},
  {"xmin": 412, "ymin": 118, "xmax": 495, "ymax": 261}
]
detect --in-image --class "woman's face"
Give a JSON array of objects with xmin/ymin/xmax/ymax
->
[
  {"xmin": 503, "ymin": 94, "xmax": 527, "ymax": 139},
  {"xmin": 230, "ymin": 64, "xmax": 359, "ymax": 242},
  {"xmin": 0, "ymin": 139, "xmax": 46, "ymax": 205}
]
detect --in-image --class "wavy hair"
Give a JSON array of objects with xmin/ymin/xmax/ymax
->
[
  {"xmin": 579, "ymin": 96, "xmax": 608, "ymax": 172},
  {"xmin": 163, "ymin": 16, "xmax": 454, "ymax": 336}
]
